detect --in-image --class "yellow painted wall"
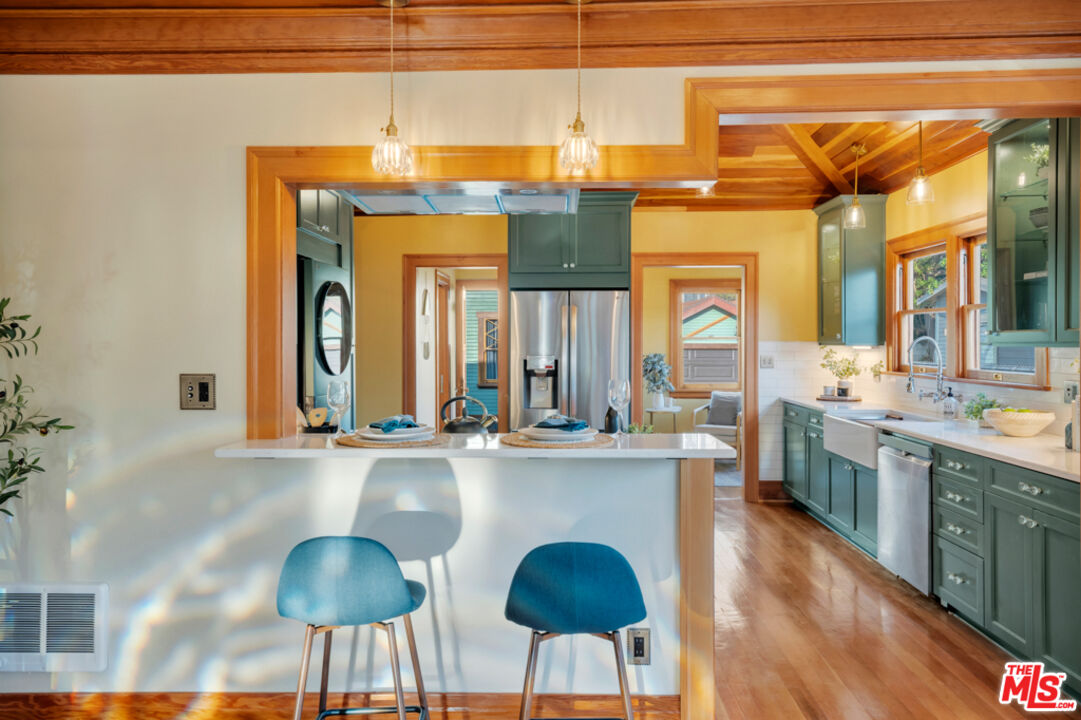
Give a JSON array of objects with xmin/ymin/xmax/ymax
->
[
  {"xmin": 886, "ymin": 150, "xmax": 988, "ymax": 238},
  {"xmin": 353, "ymin": 214, "xmax": 506, "ymax": 421},
  {"xmin": 641, "ymin": 266, "xmax": 743, "ymax": 431},
  {"xmin": 632, "ymin": 209, "xmax": 819, "ymax": 342}
]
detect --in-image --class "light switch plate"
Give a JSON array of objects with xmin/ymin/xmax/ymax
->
[
  {"xmin": 626, "ymin": 628, "xmax": 650, "ymax": 665},
  {"xmin": 1064, "ymin": 381, "xmax": 1079, "ymax": 404},
  {"xmin": 759, "ymin": 354, "xmax": 775, "ymax": 369},
  {"xmin": 180, "ymin": 374, "xmax": 216, "ymax": 410}
]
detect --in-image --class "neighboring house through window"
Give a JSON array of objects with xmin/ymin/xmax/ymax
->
[{"xmin": 669, "ymin": 278, "xmax": 741, "ymax": 394}]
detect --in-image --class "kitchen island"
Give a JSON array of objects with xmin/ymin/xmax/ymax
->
[{"xmin": 216, "ymin": 433, "xmax": 732, "ymax": 720}]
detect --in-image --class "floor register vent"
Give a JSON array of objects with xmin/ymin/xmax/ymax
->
[{"xmin": 0, "ymin": 584, "xmax": 108, "ymax": 671}]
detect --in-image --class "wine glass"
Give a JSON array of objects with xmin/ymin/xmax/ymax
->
[
  {"xmin": 607, "ymin": 379, "xmax": 630, "ymax": 437},
  {"xmin": 327, "ymin": 380, "xmax": 351, "ymax": 438}
]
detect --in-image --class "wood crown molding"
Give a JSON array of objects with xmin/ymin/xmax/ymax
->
[{"xmin": 3, "ymin": 1, "xmax": 1081, "ymax": 74}]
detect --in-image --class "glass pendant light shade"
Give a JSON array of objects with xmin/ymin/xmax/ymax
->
[
  {"xmin": 905, "ymin": 121, "xmax": 935, "ymax": 206},
  {"xmin": 843, "ymin": 197, "xmax": 866, "ymax": 229},
  {"xmin": 372, "ymin": 119, "xmax": 413, "ymax": 176},
  {"xmin": 906, "ymin": 167, "xmax": 934, "ymax": 205},
  {"xmin": 559, "ymin": 113, "xmax": 599, "ymax": 174}
]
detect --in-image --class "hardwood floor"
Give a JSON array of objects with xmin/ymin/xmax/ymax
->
[
  {"xmin": 4, "ymin": 489, "xmax": 1077, "ymax": 719},
  {"xmin": 714, "ymin": 486, "xmax": 1080, "ymax": 719}
]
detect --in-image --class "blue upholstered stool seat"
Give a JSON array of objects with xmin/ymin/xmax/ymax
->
[
  {"xmin": 505, "ymin": 542, "xmax": 646, "ymax": 720},
  {"xmin": 505, "ymin": 541, "xmax": 646, "ymax": 634},
  {"xmin": 277, "ymin": 536, "xmax": 429, "ymax": 720}
]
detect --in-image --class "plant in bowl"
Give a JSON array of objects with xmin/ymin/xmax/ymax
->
[
  {"xmin": 626, "ymin": 423, "xmax": 654, "ymax": 434},
  {"xmin": 982, "ymin": 407, "xmax": 1056, "ymax": 438},
  {"xmin": 963, "ymin": 393, "xmax": 1001, "ymax": 426},
  {"xmin": 642, "ymin": 353, "xmax": 674, "ymax": 409}
]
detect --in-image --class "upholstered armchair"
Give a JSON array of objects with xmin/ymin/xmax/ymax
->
[{"xmin": 693, "ymin": 391, "xmax": 742, "ymax": 468}]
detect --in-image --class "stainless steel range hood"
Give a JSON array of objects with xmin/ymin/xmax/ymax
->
[{"xmin": 342, "ymin": 187, "xmax": 579, "ymax": 215}]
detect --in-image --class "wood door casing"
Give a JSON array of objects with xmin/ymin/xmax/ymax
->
[{"xmin": 435, "ymin": 272, "xmax": 451, "ymax": 429}]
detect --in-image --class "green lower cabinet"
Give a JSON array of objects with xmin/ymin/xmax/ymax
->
[
  {"xmin": 782, "ymin": 420, "xmax": 807, "ymax": 502},
  {"xmin": 1032, "ymin": 510, "xmax": 1081, "ymax": 692},
  {"xmin": 826, "ymin": 455, "xmax": 855, "ymax": 534},
  {"xmin": 984, "ymin": 491, "xmax": 1035, "ymax": 655},
  {"xmin": 933, "ymin": 536, "xmax": 984, "ymax": 625},
  {"xmin": 851, "ymin": 465, "xmax": 878, "ymax": 554},
  {"xmin": 806, "ymin": 429, "xmax": 828, "ymax": 516}
]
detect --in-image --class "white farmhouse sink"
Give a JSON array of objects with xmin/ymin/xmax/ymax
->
[{"xmin": 823, "ymin": 408, "xmax": 938, "ymax": 469}]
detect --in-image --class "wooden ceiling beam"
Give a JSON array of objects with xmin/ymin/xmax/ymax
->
[
  {"xmin": 777, "ymin": 124, "xmax": 853, "ymax": 195},
  {"xmin": 2, "ymin": 0, "xmax": 1081, "ymax": 73},
  {"xmin": 837, "ymin": 122, "xmax": 919, "ymax": 175}
]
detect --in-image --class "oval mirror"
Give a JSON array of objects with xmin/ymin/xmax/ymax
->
[{"xmin": 316, "ymin": 281, "xmax": 352, "ymax": 376}]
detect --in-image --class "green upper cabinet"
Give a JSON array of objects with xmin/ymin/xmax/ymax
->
[
  {"xmin": 988, "ymin": 118, "xmax": 1080, "ymax": 347},
  {"xmin": 297, "ymin": 189, "xmax": 353, "ymax": 271},
  {"xmin": 508, "ymin": 191, "xmax": 637, "ymax": 290},
  {"xmin": 814, "ymin": 194, "xmax": 887, "ymax": 345}
]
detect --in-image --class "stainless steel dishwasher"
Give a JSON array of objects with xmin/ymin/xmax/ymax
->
[{"xmin": 877, "ymin": 432, "xmax": 933, "ymax": 595}]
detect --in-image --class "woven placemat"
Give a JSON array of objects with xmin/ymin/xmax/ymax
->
[
  {"xmin": 335, "ymin": 433, "xmax": 451, "ymax": 449},
  {"xmin": 500, "ymin": 432, "xmax": 615, "ymax": 449}
]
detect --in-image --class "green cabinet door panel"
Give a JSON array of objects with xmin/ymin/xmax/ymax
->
[
  {"xmin": 1032, "ymin": 511, "xmax": 1081, "ymax": 693},
  {"xmin": 985, "ymin": 491, "xmax": 1035, "ymax": 655},
  {"xmin": 806, "ymin": 430, "xmax": 829, "ymax": 516},
  {"xmin": 1056, "ymin": 117, "xmax": 1080, "ymax": 345},
  {"xmin": 783, "ymin": 420, "xmax": 808, "ymax": 502},
  {"xmin": 509, "ymin": 215, "xmax": 570, "ymax": 274},
  {"xmin": 814, "ymin": 194, "xmax": 886, "ymax": 345},
  {"xmin": 851, "ymin": 465, "xmax": 878, "ymax": 554},
  {"xmin": 570, "ymin": 204, "xmax": 630, "ymax": 273},
  {"xmin": 826, "ymin": 455, "xmax": 855, "ymax": 534}
]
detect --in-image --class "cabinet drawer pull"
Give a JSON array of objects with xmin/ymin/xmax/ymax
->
[
  {"xmin": 562, "ymin": 263, "xmax": 569, "ymax": 269},
  {"xmin": 807, "ymin": 431, "xmax": 819, "ymax": 439},
  {"xmin": 787, "ymin": 410, "xmax": 797, "ymax": 417},
  {"xmin": 843, "ymin": 463, "xmax": 853, "ymax": 471},
  {"xmin": 944, "ymin": 491, "xmax": 967, "ymax": 503},
  {"xmin": 810, "ymin": 417, "xmax": 821, "ymax": 424},
  {"xmin": 944, "ymin": 459, "xmax": 969, "ymax": 471},
  {"xmin": 1018, "ymin": 514, "xmax": 1039, "ymax": 529},
  {"xmin": 569, "ymin": 262, "xmax": 576, "ymax": 268},
  {"xmin": 320, "ymin": 224, "xmax": 331, "ymax": 232},
  {"xmin": 945, "ymin": 522, "xmax": 967, "ymax": 536},
  {"xmin": 946, "ymin": 572, "xmax": 968, "ymax": 585},
  {"xmin": 1018, "ymin": 481, "xmax": 1044, "ymax": 496}
]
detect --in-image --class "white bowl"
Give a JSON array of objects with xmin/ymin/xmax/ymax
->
[{"xmin": 982, "ymin": 408, "xmax": 1055, "ymax": 438}]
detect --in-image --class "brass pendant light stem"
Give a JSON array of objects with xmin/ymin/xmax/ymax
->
[
  {"xmin": 850, "ymin": 142, "xmax": 867, "ymax": 197},
  {"xmin": 917, "ymin": 120, "xmax": 923, "ymax": 169},
  {"xmin": 576, "ymin": 0, "xmax": 582, "ymax": 117},
  {"xmin": 389, "ymin": 0, "xmax": 395, "ymax": 122}
]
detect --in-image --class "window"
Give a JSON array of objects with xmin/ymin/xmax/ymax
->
[
  {"xmin": 477, "ymin": 312, "xmax": 499, "ymax": 388},
  {"xmin": 669, "ymin": 279, "xmax": 741, "ymax": 394},
  {"xmin": 887, "ymin": 221, "xmax": 1047, "ymax": 387}
]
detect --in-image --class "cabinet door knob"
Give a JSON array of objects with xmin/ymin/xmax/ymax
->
[
  {"xmin": 1018, "ymin": 514, "xmax": 1038, "ymax": 528},
  {"xmin": 563, "ymin": 263, "xmax": 569, "ymax": 269},
  {"xmin": 946, "ymin": 523, "xmax": 966, "ymax": 535},
  {"xmin": 835, "ymin": 333, "xmax": 841, "ymax": 339},
  {"xmin": 320, "ymin": 224, "xmax": 330, "ymax": 232},
  {"xmin": 947, "ymin": 572, "xmax": 967, "ymax": 585}
]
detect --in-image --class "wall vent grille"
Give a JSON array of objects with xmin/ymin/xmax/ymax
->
[{"xmin": 0, "ymin": 584, "xmax": 107, "ymax": 671}]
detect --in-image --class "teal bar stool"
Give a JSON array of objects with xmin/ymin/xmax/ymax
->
[
  {"xmin": 277, "ymin": 536, "xmax": 429, "ymax": 720},
  {"xmin": 505, "ymin": 542, "xmax": 647, "ymax": 720}
]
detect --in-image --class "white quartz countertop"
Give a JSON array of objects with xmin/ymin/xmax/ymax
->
[
  {"xmin": 782, "ymin": 396, "xmax": 1080, "ymax": 483},
  {"xmin": 215, "ymin": 432, "xmax": 735, "ymax": 460}
]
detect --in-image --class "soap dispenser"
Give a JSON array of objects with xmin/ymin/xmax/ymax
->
[{"xmin": 942, "ymin": 387, "xmax": 958, "ymax": 419}]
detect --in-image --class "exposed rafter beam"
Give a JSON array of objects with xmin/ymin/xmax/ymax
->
[
  {"xmin": 838, "ymin": 122, "xmax": 919, "ymax": 175},
  {"xmin": 777, "ymin": 124, "xmax": 853, "ymax": 195}
]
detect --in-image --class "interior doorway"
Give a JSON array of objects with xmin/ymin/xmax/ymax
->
[{"xmin": 405, "ymin": 255, "xmax": 510, "ymax": 432}]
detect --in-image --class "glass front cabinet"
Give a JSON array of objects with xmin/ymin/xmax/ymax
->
[{"xmin": 988, "ymin": 118, "xmax": 1080, "ymax": 347}]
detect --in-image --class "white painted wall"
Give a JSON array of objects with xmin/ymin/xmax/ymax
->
[{"xmin": 2, "ymin": 58, "xmax": 1081, "ymax": 694}]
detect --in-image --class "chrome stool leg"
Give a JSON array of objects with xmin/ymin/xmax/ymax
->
[
  {"xmin": 294, "ymin": 624, "xmax": 316, "ymax": 720},
  {"xmin": 385, "ymin": 622, "xmax": 408, "ymax": 720},
  {"xmin": 609, "ymin": 630, "xmax": 634, "ymax": 720},
  {"xmin": 518, "ymin": 630, "xmax": 542, "ymax": 720},
  {"xmin": 402, "ymin": 613, "xmax": 429, "ymax": 718}
]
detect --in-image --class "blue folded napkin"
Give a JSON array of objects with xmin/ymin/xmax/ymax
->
[
  {"xmin": 534, "ymin": 415, "xmax": 589, "ymax": 432},
  {"xmin": 369, "ymin": 414, "xmax": 419, "ymax": 433}
]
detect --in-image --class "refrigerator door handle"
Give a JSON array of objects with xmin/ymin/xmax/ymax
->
[
  {"xmin": 569, "ymin": 304, "xmax": 579, "ymax": 418},
  {"xmin": 560, "ymin": 304, "xmax": 570, "ymax": 416}
]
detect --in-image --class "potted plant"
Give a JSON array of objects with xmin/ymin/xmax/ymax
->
[
  {"xmin": 820, "ymin": 348, "xmax": 861, "ymax": 397},
  {"xmin": 1025, "ymin": 142, "xmax": 1050, "ymax": 180},
  {"xmin": 963, "ymin": 393, "xmax": 1001, "ymax": 428},
  {"xmin": 0, "ymin": 298, "xmax": 71, "ymax": 518},
  {"xmin": 642, "ymin": 353, "xmax": 674, "ymax": 409}
]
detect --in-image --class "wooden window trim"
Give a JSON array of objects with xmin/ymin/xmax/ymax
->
[
  {"xmin": 477, "ymin": 311, "xmax": 499, "ymax": 389},
  {"xmin": 886, "ymin": 214, "xmax": 1048, "ymax": 389},
  {"xmin": 454, "ymin": 279, "xmax": 500, "ymax": 397},
  {"xmin": 668, "ymin": 278, "xmax": 742, "ymax": 395}
]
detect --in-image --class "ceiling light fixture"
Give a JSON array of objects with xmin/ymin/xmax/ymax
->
[
  {"xmin": 559, "ymin": 0, "xmax": 598, "ymax": 175},
  {"xmin": 372, "ymin": 0, "xmax": 413, "ymax": 176},
  {"xmin": 906, "ymin": 121, "xmax": 935, "ymax": 205},
  {"xmin": 843, "ymin": 143, "xmax": 868, "ymax": 230}
]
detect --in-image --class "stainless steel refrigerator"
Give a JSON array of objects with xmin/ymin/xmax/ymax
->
[{"xmin": 509, "ymin": 290, "xmax": 630, "ymax": 430}]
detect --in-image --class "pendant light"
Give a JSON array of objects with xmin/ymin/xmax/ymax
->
[
  {"xmin": 843, "ymin": 143, "xmax": 868, "ymax": 229},
  {"xmin": 906, "ymin": 120, "xmax": 935, "ymax": 205},
  {"xmin": 559, "ymin": 0, "xmax": 599, "ymax": 175},
  {"xmin": 372, "ymin": 0, "xmax": 413, "ymax": 176}
]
